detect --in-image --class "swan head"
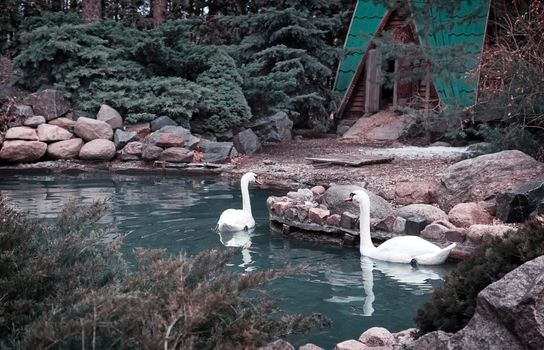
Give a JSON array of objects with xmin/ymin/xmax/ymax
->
[
  {"xmin": 241, "ymin": 172, "xmax": 262, "ymax": 185},
  {"xmin": 344, "ymin": 190, "xmax": 369, "ymax": 205}
]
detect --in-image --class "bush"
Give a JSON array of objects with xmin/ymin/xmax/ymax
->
[
  {"xmin": 414, "ymin": 219, "xmax": 544, "ymax": 336},
  {"xmin": 0, "ymin": 196, "xmax": 328, "ymax": 349}
]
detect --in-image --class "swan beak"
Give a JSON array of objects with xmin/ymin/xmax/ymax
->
[
  {"xmin": 254, "ymin": 177, "xmax": 262, "ymax": 185},
  {"xmin": 344, "ymin": 195, "xmax": 353, "ymax": 202}
]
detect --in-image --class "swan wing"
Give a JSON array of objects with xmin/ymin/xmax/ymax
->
[
  {"xmin": 376, "ymin": 236, "xmax": 442, "ymax": 256},
  {"xmin": 217, "ymin": 209, "xmax": 255, "ymax": 232}
]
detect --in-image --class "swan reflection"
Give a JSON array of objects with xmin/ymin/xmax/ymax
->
[
  {"xmin": 359, "ymin": 256, "xmax": 448, "ymax": 316},
  {"xmin": 218, "ymin": 228, "xmax": 256, "ymax": 272}
]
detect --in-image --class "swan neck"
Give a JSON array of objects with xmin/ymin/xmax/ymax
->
[
  {"xmin": 359, "ymin": 196, "xmax": 375, "ymax": 253},
  {"xmin": 241, "ymin": 177, "xmax": 252, "ymax": 215}
]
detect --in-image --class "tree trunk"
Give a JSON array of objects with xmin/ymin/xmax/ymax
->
[
  {"xmin": 83, "ymin": 0, "xmax": 101, "ymax": 23},
  {"xmin": 152, "ymin": 0, "xmax": 167, "ymax": 27}
]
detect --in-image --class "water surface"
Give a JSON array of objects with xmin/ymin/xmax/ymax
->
[{"xmin": 0, "ymin": 174, "xmax": 452, "ymax": 348}]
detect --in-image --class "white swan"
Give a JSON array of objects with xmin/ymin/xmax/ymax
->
[
  {"xmin": 346, "ymin": 191, "xmax": 455, "ymax": 265},
  {"xmin": 217, "ymin": 172, "xmax": 260, "ymax": 232},
  {"xmin": 218, "ymin": 228, "xmax": 255, "ymax": 271}
]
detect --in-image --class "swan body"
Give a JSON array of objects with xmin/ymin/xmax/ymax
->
[
  {"xmin": 217, "ymin": 172, "xmax": 259, "ymax": 232},
  {"xmin": 347, "ymin": 191, "xmax": 455, "ymax": 265}
]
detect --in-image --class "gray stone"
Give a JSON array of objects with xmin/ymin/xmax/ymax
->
[
  {"xmin": 0, "ymin": 140, "xmax": 47, "ymax": 162},
  {"xmin": 299, "ymin": 343, "xmax": 325, "ymax": 350},
  {"xmin": 215, "ymin": 130, "xmax": 233, "ymax": 141},
  {"xmin": 13, "ymin": 104, "xmax": 33, "ymax": 118},
  {"xmin": 74, "ymin": 117, "xmax": 113, "ymax": 141},
  {"xmin": 496, "ymin": 176, "xmax": 544, "ymax": 223},
  {"xmin": 114, "ymin": 129, "xmax": 138, "ymax": 149},
  {"xmin": 200, "ymin": 139, "xmax": 233, "ymax": 163},
  {"xmin": 403, "ymin": 330, "xmax": 450, "ymax": 350},
  {"xmin": 46, "ymin": 138, "xmax": 84, "ymax": 159},
  {"xmin": 359, "ymin": 326, "xmax": 396, "ymax": 347},
  {"xmin": 438, "ymin": 150, "xmax": 544, "ymax": 212},
  {"xmin": 96, "ymin": 104, "xmax": 123, "ymax": 129},
  {"xmin": 150, "ymin": 115, "xmax": 176, "ymax": 131},
  {"xmin": 24, "ymin": 115, "xmax": 46, "ymax": 127},
  {"xmin": 287, "ymin": 188, "xmax": 314, "ymax": 202},
  {"xmin": 405, "ymin": 217, "xmax": 427, "ymax": 236},
  {"xmin": 333, "ymin": 339, "xmax": 366, "ymax": 350},
  {"xmin": 250, "ymin": 111, "xmax": 293, "ymax": 142},
  {"xmin": 159, "ymin": 147, "xmax": 194, "ymax": 163},
  {"xmin": 322, "ymin": 185, "xmax": 394, "ymax": 219},
  {"xmin": 396, "ymin": 204, "xmax": 448, "ymax": 224},
  {"xmin": 0, "ymin": 84, "xmax": 26, "ymax": 103},
  {"xmin": 341, "ymin": 211, "xmax": 358, "ymax": 230},
  {"xmin": 23, "ymin": 89, "xmax": 70, "ymax": 120},
  {"xmin": 79, "ymin": 139, "xmax": 116, "ymax": 161},
  {"xmin": 233, "ymin": 128, "xmax": 262, "ymax": 155},
  {"xmin": 141, "ymin": 144, "xmax": 163, "ymax": 161},
  {"xmin": 5, "ymin": 126, "xmax": 38, "ymax": 141}
]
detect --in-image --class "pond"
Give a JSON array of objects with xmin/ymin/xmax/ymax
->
[{"xmin": 0, "ymin": 174, "xmax": 452, "ymax": 349}]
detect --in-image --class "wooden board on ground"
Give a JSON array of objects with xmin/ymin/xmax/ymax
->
[
  {"xmin": 153, "ymin": 161, "xmax": 222, "ymax": 169},
  {"xmin": 305, "ymin": 156, "xmax": 394, "ymax": 167}
]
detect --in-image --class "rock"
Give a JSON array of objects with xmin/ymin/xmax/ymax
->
[
  {"xmin": 200, "ymin": 139, "xmax": 233, "ymax": 163},
  {"xmin": 405, "ymin": 217, "xmax": 427, "ymax": 236},
  {"xmin": 311, "ymin": 186, "xmax": 326, "ymax": 196},
  {"xmin": 0, "ymin": 140, "xmax": 47, "ymax": 162},
  {"xmin": 341, "ymin": 212, "xmax": 358, "ymax": 230},
  {"xmin": 114, "ymin": 129, "xmax": 138, "ymax": 149},
  {"xmin": 393, "ymin": 217, "xmax": 406, "ymax": 233},
  {"xmin": 392, "ymin": 328, "xmax": 417, "ymax": 346},
  {"xmin": 13, "ymin": 104, "xmax": 33, "ymax": 118},
  {"xmin": 322, "ymin": 185, "xmax": 394, "ymax": 219},
  {"xmin": 308, "ymin": 207, "xmax": 330, "ymax": 225},
  {"xmin": 447, "ymin": 255, "xmax": 544, "ymax": 350},
  {"xmin": 333, "ymin": 339, "xmax": 367, "ymax": 350},
  {"xmin": 530, "ymin": 199, "xmax": 544, "ymax": 219},
  {"xmin": 23, "ymin": 115, "xmax": 46, "ymax": 127},
  {"xmin": 48, "ymin": 117, "xmax": 76, "ymax": 132},
  {"xmin": 96, "ymin": 104, "xmax": 123, "ymax": 129},
  {"xmin": 150, "ymin": 115, "xmax": 176, "ymax": 131},
  {"xmin": 0, "ymin": 84, "xmax": 27, "ymax": 103},
  {"xmin": 466, "ymin": 224, "xmax": 513, "ymax": 245},
  {"xmin": 396, "ymin": 204, "xmax": 448, "ymax": 223},
  {"xmin": 429, "ymin": 141, "xmax": 451, "ymax": 147},
  {"xmin": 375, "ymin": 215, "xmax": 397, "ymax": 232},
  {"xmin": 155, "ymin": 133, "xmax": 185, "ymax": 148},
  {"xmin": 117, "ymin": 141, "xmax": 143, "ymax": 161},
  {"xmin": 46, "ymin": 138, "xmax": 84, "ymax": 159},
  {"xmin": 394, "ymin": 181, "xmax": 438, "ymax": 205},
  {"xmin": 260, "ymin": 339, "xmax": 295, "ymax": 350},
  {"xmin": 73, "ymin": 110, "xmax": 94, "ymax": 120},
  {"xmin": 287, "ymin": 189, "xmax": 314, "ymax": 202},
  {"xmin": 271, "ymin": 201, "xmax": 293, "ymax": 216},
  {"xmin": 448, "ymin": 202, "xmax": 493, "ymax": 228},
  {"xmin": 496, "ymin": 176, "xmax": 544, "ymax": 223},
  {"xmin": 0, "ymin": 133, "xmax": 4, "ymax": 147},
  {"xmin": 250, "ymin": 111, "xmax": 293, "ymax": 142},
  {"xmin": 327, "ymin": 214, "xmax": 342, "ymax": 226},
  {"xmin": 79, "ymin": 139, "xmax": 116, "ymax": 161},
  {"xmin": 299, "ymin": 344, "xmax": 325, "ymax": 350},
  {"xmin": 148, "ymin": 126, "xmax": 199, "ymax": 150},
  {"xmin": 233, "ymin": 128, "xmax": 262, "ymax": 155},
  {"xmin": 215, "ymin": 130, "xmax": 233, "ymax": 141},
  {"xmin": 421, "ymin": 220, "xmax": 457, "ymax": 241},
  {"xmin": 125, "ymin": 122, "xmax": 151, "ymax": 139},
  {"xmin": 402, "ymin": 330, "xmax": 450, "ymax": 350},
  {"xmin": 445, "ymin": 229, "xmax": 466, "ymax": 243},
  {"xmin": 159, "ymin": 147, "xmax": 194, "ymax": 163},
  {"xmin": 438, "ymin": 150, "xmax": 544, "ymax": 212},
  {"xmin": 359, "ymin": 327, "xmax": 396, "ymax": 347},
  {"xmin": 141, "ymin": 144, "xmax": 163, "ymax": 161},
  {"xmin": 74, "ymin": 117, "xmax": 113, "ymax": 141},
  {"xmin": 5, "ymin": 126, "xmax": 38, "ymax": 141},
  {"xmin": 37, "ymin": 124, "xmax": 73, "ymax": 142},
  {"xmin": 23, "ymin": 89, "xmax": 70, "ymax": 120}
]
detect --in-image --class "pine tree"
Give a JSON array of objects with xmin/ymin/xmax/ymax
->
[{"xmin": 83, "ymin": 0, "xmax": 102, "ymax": 23}]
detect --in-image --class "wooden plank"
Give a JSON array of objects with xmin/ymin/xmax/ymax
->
[
  {"xmin": 365, "ymin": 49, "xmax": 381, "ymax": 114},
  {"xmin": 305, "ymin": 156, "xmax": 394, "ymax": 167}
]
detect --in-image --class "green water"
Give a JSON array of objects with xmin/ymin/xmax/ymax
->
[{"xmin": 0, "ymin": 174, "xmax": 452, "ymax": 349}]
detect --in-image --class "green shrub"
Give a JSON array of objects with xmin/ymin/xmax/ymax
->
[
  {"xmin": 414, "ymin": 220, "xmax": 544, "ymax": 336},
  {"xmin": 0, "ymin": 196, "xmax": 328, "ymax": 349}
]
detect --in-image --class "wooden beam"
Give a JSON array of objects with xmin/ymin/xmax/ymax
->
[{"xmin": 305, "ymin": 156, "xmax": 394, "ymax": 167}]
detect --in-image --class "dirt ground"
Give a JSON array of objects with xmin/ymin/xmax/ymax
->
[{"xmin": 225, "ymin": 136, "xmax": 460, "ymax": 197}]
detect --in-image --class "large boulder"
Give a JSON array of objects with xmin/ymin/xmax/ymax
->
[
  {"xmin": 74, "ymin": 117, "xmax": 113, "ymax": 141},
  {"xmin": 148, "ymin": 126, "xmax": 199, "ymax": 150},
  {"xmin": 141, "ymin": 144, "xmax": 163, "ymax": 161},
  {"xmin": 13, "ymin": 104, "xmax": 33, "ymax": 118},
  {"xmin": 22, "ymin": 89, "xmax": 70, "ymax": 120},
  {"xmin": 5, "ymin": 126, "xmax": 38, "ymax": 141},
  {"xmin": 46, "ymin": 138, "xmax": 84, "ymax": 159},
  {"xmin": 396, "ymin": 204, "xmax": 448, "ymax": 223},
  {"xmin": 79, "ymin": 139, "xmax": 116, "ymax": 161},
  {"xmin": 150, "ymin": 116, "xmax": 176, "ymax": 131},
  {"xmin": 96, "ymin": 104, "xmax": 123, "ymax": 129},
  {"xmin": 0, "ymin": 140, "xmax": 47, "ymax": 162},
  {"xmin": 465, "ymin": 224, "xmax": 513, "ymax": 245},
  {"xmin": 233, "ymin": 128, "xmax": 262, "ymax": 155},
  {"xmin": 250, "ymin": 111, "xmax": 293, "ymax": 142},
  {"xmin": 496, "ymin": 176, "xmax": 544, "ymax": 223},
  {"xmin": 159, "ymin": 147, "xmax": 194, "ymax": 163},
  {"xmin": 37, "ymin": 124, "xmax": 73, "ymax": 142},
  {"xmin": 358, "ymin": 327, "xmax": 396, "ymax": 347},
  {"xmin": 117, "ymin": 141, "xmax": 143, "ymax": 161},
  {"xmin": 114, "ymin": 129, "xmax": 138, "ymax": 149},
  {"xmin": 447, "ymin": 255, "xmax": 544, "ymax": 349},
  {"xmin": 394, "ymin": 181, "xmax": 437, "ymax": 205},
  {"xmin": 200, "ymin": 139, "xmax": 233, "ymax": 163},
  {"xmin": 321, "ymin": 185, "xmax": 394, "ymax": 219},
  {"xmin": 448, "ymin": 202, "xmax": 493, "ymax": 228},
  {"xmin": 155, "ymin": 133, "xmax": 185, "ymax": 148},
  {"xmin": 438, "ymin": 150, "xmax": 544, "ymax": 213}
]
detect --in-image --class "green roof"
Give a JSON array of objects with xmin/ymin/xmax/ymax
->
[{"xmin": 334, "ymin": 0, "xmax": 490, "ymax": 108}]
